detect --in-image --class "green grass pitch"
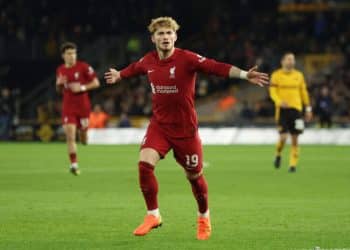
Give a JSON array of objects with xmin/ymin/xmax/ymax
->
[{"xmin": 0, "ymin": 143, "xmax": 349, "ymax": 250}]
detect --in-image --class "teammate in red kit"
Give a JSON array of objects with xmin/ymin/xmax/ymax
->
[
  {"xmin": 56, "ymin": 42, "xmax": 100, "ymax": 175},
  {"xmin": 105, "ymin": 17, "xmax": 269, "ymax": 240}
]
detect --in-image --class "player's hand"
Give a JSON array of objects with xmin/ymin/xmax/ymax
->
[
  {"xmin": 104, "ymin": 68, "xmax": 121, "ymax": 84},
  {"xmin": 56, "ymin": 74, "xmax": 67, "ymax": 86},
  {"xmin": 246, "ymin": 66, "xmax": 269, "ymax": 87},
  {"xmin": 69, "ymin": 83, "xmax": 82, "ymax": 93},
  {"xmin": 305, "ymin": 111, "xmax": 313, "ymax": 122},
  {"xmin": 280, "ymin": 101, "xmax": 289, "ymax": 108}
]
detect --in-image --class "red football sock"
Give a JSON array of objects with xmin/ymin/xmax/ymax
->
[
  {"xmin": 69, "ymin": 153, "xmax": 77, "ymax": 164},
  {"xmin": 189, "ymin": 175, "xmax": 208, "ymax": 214},
  {"xmin": 138, "ymin": 161, "xmax": 158, "ymax": 210}
]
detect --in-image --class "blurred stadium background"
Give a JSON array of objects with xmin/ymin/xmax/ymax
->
[{"xmin": 1, "ymin": 0, "xmax": 350, "ymax": 142}]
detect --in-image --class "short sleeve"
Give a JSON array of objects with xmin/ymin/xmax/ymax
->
[
  {"xmin": 120, "ymin": 57, "xmax": 147, "ymax": 78},
  {"xmin": 83, "ymin": 63, "xmax": 97, "ymax": 82},
  {"xmin": 184, "ymin": 50, "xmax": 231, "ymax": 77}
]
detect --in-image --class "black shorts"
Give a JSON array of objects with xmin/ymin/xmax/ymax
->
[{"xmin": 278, "ymin": 108, "xmax": 304, "ymax": 134}]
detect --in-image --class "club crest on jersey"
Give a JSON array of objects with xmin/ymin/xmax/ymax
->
[
  {"xmin": 74, "ymin": 72, "xmax": 79, "ymax": 79},
  {"xmin": 169, "ymin": 66, "xmax": 176, "ymax": 79}
]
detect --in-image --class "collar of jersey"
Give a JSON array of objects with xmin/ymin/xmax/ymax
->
[{"xmin": 154, "ymin": 48, "xmax": 178, "ymax": 64}]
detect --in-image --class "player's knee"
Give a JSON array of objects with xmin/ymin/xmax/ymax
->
[
  {"xmin": 280, "ymin": 133, "xmax": 288, "ymax": 142},
  {"xmin": 66, "ymin": 135, "xmax": 75, "ymax": 143},
  {"xmin": 139, "ymin": 148, "xmax": 160, "ymax": 166},
  {"xmin": 186, "ymin": 170, "xmax": 203, "ymax": 181},
  {"xmin": 64, "ymin": 128, "xmax": 76, "ymax": 142},
  {"xmin": 291, "ymin": 136, "xmax": 298, "ymax": 146}
]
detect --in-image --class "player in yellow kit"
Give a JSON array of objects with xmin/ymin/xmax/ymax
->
[{"xmin": 269, "ymin": 52, "xmax": 312, "ymax": 172}]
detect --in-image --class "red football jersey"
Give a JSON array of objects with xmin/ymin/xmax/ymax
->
[
  {"xmin": 56, "ymin": 61, "xmax": 97, "ymax": 115},
  {"xmin": 120, "ymin": 48, "xmax": 232, "ymax": 138}
]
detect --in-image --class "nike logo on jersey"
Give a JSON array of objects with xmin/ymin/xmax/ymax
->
[
  {"xmin": 147, "ymin": 69, "xmax": 154, "ymax": 73},
  {"xmin": 197, "ymin": 54, "xmax": 206, "ymax": 63}
]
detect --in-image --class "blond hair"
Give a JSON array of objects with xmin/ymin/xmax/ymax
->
[{"xmin": 148, "ymin": 17, "xmax": 180, "ymax": 34}]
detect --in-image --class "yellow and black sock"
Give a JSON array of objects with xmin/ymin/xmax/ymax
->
[
  {"xmin": 289, "ymin": 145, "xmax": 299, "ymax": 167},
  {"xmin": 275, "ymin": 140, "xmax": 285, "ymax": 156}
]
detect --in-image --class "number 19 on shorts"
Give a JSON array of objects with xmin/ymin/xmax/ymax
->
[{"xmin": 185, "ymin": 154, "xmax": 199, "ymax": 168}]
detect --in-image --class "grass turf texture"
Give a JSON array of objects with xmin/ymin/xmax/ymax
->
[{"xmin": 0, "ymin": 143, "xmax": 349, "ymax": 250}]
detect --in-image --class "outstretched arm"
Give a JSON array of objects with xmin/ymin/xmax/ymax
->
[
  {"xmin": 104, "ymin": 58, "xmax": 146, "ymax": 85},
  {"xmin": 229, "ymin": 65, "xmax": 269, "ymax": 87},
  {"xmin": 185, "ymin": 51, "xmax": 269, "ymax": 87}
]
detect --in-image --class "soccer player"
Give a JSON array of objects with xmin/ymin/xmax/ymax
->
[
  {"xmin": 104, "ymin": 17, "xmax": 269, "ymax": 240},
  {"xmin": 269, "ymin": 52, "xmax": 312, "ymax": 173},
  {"xmin": 56, "ymin": 42, "xmax": 100, "ymax": 175}
]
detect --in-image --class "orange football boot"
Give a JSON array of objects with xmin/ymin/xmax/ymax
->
[
  {"xmin": 133, "ymin": 215, "xmax": 162, "ymax": 236},
  {"xmin": 197, "ymin": 216, "xmax": 211, "ymax": 240}
]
